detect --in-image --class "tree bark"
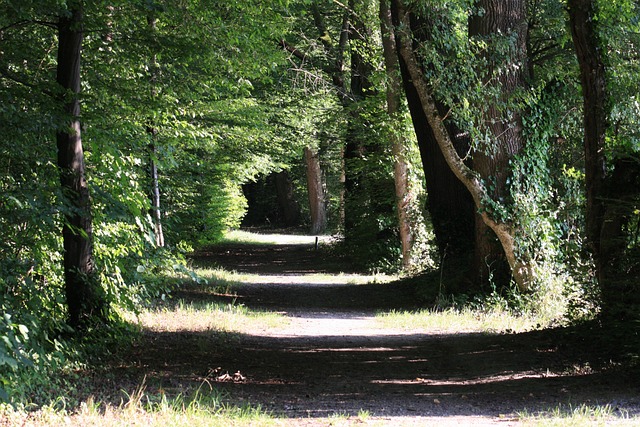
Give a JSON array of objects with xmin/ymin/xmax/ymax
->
[
  {"xmin": 148, "ymin": 142, "xmax": 164, "ymax": 246},
  {"xmin": 56, "ymin": 3, "xmax": 105, "ymax": 328},
  {"xmin": 391, "ymin": 1, "xmax": 476, "ymax": 263},
  {"xmin": 567, "ymin": 0, "xmax": 607, "ymax": 277},
  {"xmin": 147, "ymin": 15, "xmax": 164, "ymax": 247},
  {"xmin": 468, "ymin": 0, "xmax": 529, "ymax": 286},
  {"xmin": 567, "ymin": 0, "xmax": 640, "ymax": 310},
  {"xmin": 304, "ymin": 146, "xmax": 327, "ymax": 234},
  {"xmin": 393, "ymin": 0, "xmax": 533, "ymax": 291},
  {"xmin": 381, "ymin": 0, "xmax": 413, "ymax": 268}
]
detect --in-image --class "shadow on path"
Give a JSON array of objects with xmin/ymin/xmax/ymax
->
[{"xmin": 116, "ymin": 239, "xmax": 640, "ymax": 421}]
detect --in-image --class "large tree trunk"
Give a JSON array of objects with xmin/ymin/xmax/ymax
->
[
  {"xmin": 567, "ymin": 0, "xmax": 640, "ymax": 311},
  {"xmin": 304, "ymin": 146, "xmax": 327, "ymax": 234},
  {"xmin": 380, "ymin": 0, "xmax": 413, "ymax": 268},
  {"xmin": 468, "ymin": 0, "xmax": 529, "ymax": 286},
  {"xmin": 567, "ymin": 0, "xmax": 607, "ymax": 274},
  {"xmin": 393, "ymin": 0, "xmax": 534, "ymax": 291},
  {"xmin": 391, "ymin": 2, "xmax": 476, "ymax": 265},
  {"xmin": 56, "ymin": 3, "xmax": 105, "ymax": 328}
]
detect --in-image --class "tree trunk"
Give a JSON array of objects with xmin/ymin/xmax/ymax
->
[
  {"xmin": 149, "ymin": 142, "xmax": 164, "ymax": 246},
  {"xmin": 468, "ymin": 0, "xmax": 529, "ymax": 286},
  {"xmin": 147, "ymin": 15, "xmax": 164, "ymax": 247},
  {"xmin": 339, "ymin": 145, "xmax": 346, "ymax": 230},
  {"xmin": 567, "ymin": 0, "xmax": 607, "ymax": 275},
  {"xmin": 380, "ymin": 0, "xmax": 413, "ymax": 268},
  {"xmin": 391, "ymin": 1, "xmax": 476, "ymax": 264},
  {"xmin": 304, "ymin": 146, "xmax": 327, "ymax": 234},
  {"xmin": 310, "ymin": 1, "xmax": 349, "ymax": 233},
  {"xmin": 56, "ymin": 3, "xmax": 105, "ymax": 328},
  {"xmin": 393, "ymin": 0, "xmax": 534, "ymax": 291},
  {"xmin": 567, "ymin": 0, "xmax": 640, "ymax": 311}
]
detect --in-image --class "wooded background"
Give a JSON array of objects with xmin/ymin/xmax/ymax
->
[{"xmin": 0, "ymin": 0, "xmax": 638, "ymax": 404}]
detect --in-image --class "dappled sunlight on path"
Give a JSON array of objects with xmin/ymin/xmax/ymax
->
[{"xmin": 120, "ymin": 232, "xmax": 640, "ymax": 425}]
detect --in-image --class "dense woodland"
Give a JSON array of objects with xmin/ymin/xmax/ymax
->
[{"xmin": 1, "ymin": 0, "xmax": 639, "ymax": 407}]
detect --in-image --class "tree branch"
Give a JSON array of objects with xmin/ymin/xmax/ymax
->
[
  {"xmin": 278, "ymin": 39, "xmax": 307, "ymax": 61},
  {"xmin": 0, "ymin": 19, "xmax": 56, "ymax": 34},
  {"xmin": 0, "ymin": 67, "xmax": 55, "ymax": 97}
]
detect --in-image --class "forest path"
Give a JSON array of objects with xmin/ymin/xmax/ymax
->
[{"xmin": 123, "ymin": 234, "xmax": 639, "ymax": 426}]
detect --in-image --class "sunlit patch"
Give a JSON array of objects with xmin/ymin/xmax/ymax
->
[
  {"xmin": 371, "ymin": 370, "xmax": 563, "ymax": 386},
  {"xmin": 231, "ymin": 273, "xmax": 396, "ymax": 285},
  {"xmin": 290, "ymin": 346, "xmax": 400, "ymax": 353},
  {"xmin": 222, "ymin": 230, "xmax": 335, "ymax": 246}
]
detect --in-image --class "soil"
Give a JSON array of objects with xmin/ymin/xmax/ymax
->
[{"xmin": 114, "ymin": 238, "xmax": 640, "ymax": 425}]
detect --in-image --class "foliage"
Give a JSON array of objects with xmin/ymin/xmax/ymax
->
[
  {"xmin": 0, "ymin": 0, "xmax": 299, "ymax": 406},
  {"xmin": 513, "ymin": 79, "xmax": 596, "ymax": 321},
  {"xmin": 1, "ymin": 0, "xmax": 640, "ymax": 412}
]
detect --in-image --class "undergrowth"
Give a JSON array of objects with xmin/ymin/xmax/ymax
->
[
  {"xmin": 519, "ymin": 403, "xmax": 637, "ymax": 426},
  {"xmin": 0, "ymin": 383, "xmax": 276, "ymax": 427}
]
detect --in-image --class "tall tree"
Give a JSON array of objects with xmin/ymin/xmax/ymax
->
[
  {"xmin": 393, "ymin": 0, "xmax": 534, "ymax": 290},
  {"xmin": 56, "ymin": 2, "xmax": 105, "ymax": 327},
  {"xmin": 305, "ymin": 146, "xmax": 328, "ymax": 234},
  {"xmin": 380, "ymin": 0, "xmax": 414, "ymax": 268},
  {"xmin": 390, "ymin": 1, "xmax": 476, "ymax": 268},
  {"xmin": 468, "ymin": 0, "xmax": 530, "ymax": 284},
  {"xmin": 146, "ymin": 14, "xmax": 164, "ymax": 247},
  {"xmin": 568, "ymin": 0, "xmax": 640, "ymax": 310},
  {"xmin": 567, "ymin": 0, "xmax": 607, "ymax": 269},
  {"xmin": 302, "ymin": 0, "xmax": 398, "ymax": 265}
]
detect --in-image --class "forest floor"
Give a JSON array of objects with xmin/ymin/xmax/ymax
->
[{"xmin": 75, "ymin": 234, "xmax": 640, "ymax": 425}]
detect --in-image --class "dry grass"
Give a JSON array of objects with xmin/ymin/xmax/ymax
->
[
  {"xmin": 375, "ymin": 307, "xmax": 542, "ymax": 334},
  {"xmin": 197, "ymin": 266, "xmax": 396, "ymax": 286},
  {"xmin": 124, "ymin": 300, "xmax": 287, "ymax": 334},
  {"xmin": 518, "ymin": 404, "xmax": 637, "ymax": 426},
  {"xmin": 0, "ymin": 392, "xmax": 279, "ymax": 427}
]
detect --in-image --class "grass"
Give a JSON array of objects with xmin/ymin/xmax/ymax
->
[
  {"xmin": 375, "ymin": 306, "xmax": 542, "ymax": 334},
  {"xmin": 518, "ymin": 403, "xmax": 638, "ymax": 426},
  {"xmin": 126, "ymin": 299, "xmax": 288, "ymax": 334},
  {"xmin": 195, "ymin": 265, "xmax": 395, "ymax": 287},
  {"xmin": 1, "ymin": 387, "xmax": 279, "ymax": 427}
]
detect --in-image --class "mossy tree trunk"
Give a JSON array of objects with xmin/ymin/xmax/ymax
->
[
  {"xmin": 393, "ymin": 0, "xmax": 534, "ymax": 291},
  {"xmin": 468, "ymin": 0, "xmax": 530, "ymax": 287}
]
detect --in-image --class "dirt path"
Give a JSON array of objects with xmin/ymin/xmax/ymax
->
[{"xmin": 122, "ymin": 239, "xmax": 640, "ymax": 425}]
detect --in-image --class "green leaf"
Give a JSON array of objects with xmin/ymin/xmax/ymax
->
[{"xmin": 17, "ymin": 324, "xmax": 29, "ymax": 340}]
